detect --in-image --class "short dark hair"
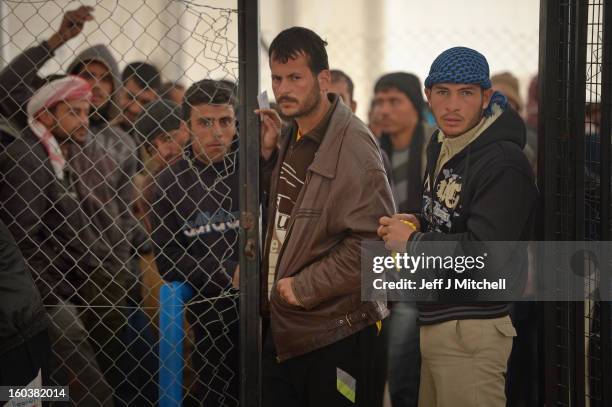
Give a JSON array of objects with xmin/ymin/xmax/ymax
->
[
  {"xmin": 218, "ymin": 79, "xmax": 239, "ymax": 103},
  {"xmin": 268, "ymin": 27, "xmax": 329, "ymax": 74},
  {"xmin": 182, "ymin": 79, "xmax": 236, "ymax": 121},
  {"xmin": 122, "ymin": 62, "xmax": 161, "ymax": 91},
  {"xmin": 330, "ymin": 69, "xmax": 354, "ymax": 100}
]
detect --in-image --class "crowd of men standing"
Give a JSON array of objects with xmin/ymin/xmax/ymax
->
[{"xmin": 0, "ymin": 5, "xmax": 540, "ymax": 407}]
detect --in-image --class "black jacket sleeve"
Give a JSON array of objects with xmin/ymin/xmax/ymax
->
[
  {"xmin": 0, "ymin": 143, "xmax": 63, "ymax": 303},
  {"xmin": 0, "ymin": 42, "xmax": 54, "ymax": 127}
]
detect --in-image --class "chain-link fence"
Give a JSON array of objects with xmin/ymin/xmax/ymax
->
[
  {"xmin": 0, "ymin": 0, "xmax": 546, "ymax": 406},
  {"xmin": 0, "ymin": 1, "xmax": 244, "ymax": 405}
]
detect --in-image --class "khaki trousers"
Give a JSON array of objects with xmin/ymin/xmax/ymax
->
[{"xmin": 418, "ymin": 315, "xmax": 516, "ymax": 407}]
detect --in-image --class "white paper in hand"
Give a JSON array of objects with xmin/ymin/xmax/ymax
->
[{"xmin": 257, "ymin": 90, "xmax": 270, "ymax": 110}]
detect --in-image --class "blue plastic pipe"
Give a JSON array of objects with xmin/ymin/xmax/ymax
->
[{"xmin": 159, "ymin": 282, "xmax": 194, "ymax": 406}]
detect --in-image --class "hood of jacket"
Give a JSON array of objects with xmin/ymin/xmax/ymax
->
[{"xmin": 67, "ymin": 44, "xmax": 121, "ymax": 122}]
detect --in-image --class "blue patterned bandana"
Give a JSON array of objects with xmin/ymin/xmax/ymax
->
[{"xmin": 425, "ymin": 47, "xmax": 491, "ymax": 89}]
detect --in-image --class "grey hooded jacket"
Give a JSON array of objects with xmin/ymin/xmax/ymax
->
[{"xmin": 66, "ymin": 44, "xmax": 139, "ymax": 181}]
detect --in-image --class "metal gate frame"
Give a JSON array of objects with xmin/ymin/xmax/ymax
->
[
  {"xmin": 539, "ymin": 0, "xmax": 612, "ymax": 405},
  {"xmin": 238, "ymin": 0, "xmax": 262, "ymax": 406}
]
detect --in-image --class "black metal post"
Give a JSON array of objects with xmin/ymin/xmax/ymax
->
[
  {"xmin": 598, "ymin": 0, "xmax": 612, "ymax": 405},
  {"xmin": 238, "ymin": 0, "xmax": 261, "ymax": 406},
  {"xmin": 538, "ymin": 0, "xmax": 563, "ymax": 404},
  {"xmin": 572, "ymin": 1, "xmax": 589, "ymax": 405}
]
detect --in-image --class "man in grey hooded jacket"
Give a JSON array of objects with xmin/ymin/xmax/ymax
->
[{"xmin": 67, "ymin": 45, "xmax": 139, "ymax": 181}]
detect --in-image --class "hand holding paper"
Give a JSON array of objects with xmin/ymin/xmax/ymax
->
[{"xmin": 255, "ymin": 91, "xmax": 282, "ymax": 160}]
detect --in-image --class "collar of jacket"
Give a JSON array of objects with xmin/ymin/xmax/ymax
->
[
  {"xmin": 304, "ymin": 93, "xmax": 353, "ymax": 179},
  {"xmin": 379, "ymin": 122, "xmax": 425, "ymax": 157}
]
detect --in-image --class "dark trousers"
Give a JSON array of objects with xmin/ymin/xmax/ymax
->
[
  {"xmin": 387, "ymin": 302, "xmax": 420, "ymax": 407},
  {"xmin": 186, "ymin": 295, "xmax": 240, "ymax": 407},
  {"xmin": 506, "ymin": 302, "xmax": 539, "ymax": 407},
  {"xmin": 78, "ymin": 268, "xmax": 128, "ymax": 405},
  {"xmin": 262, "ymin": 323, "xmax": 387, "ymax": 407},
  {"xmin": 0, "ymin": 329, "xmax": 50, "ymax": 387},
  {"xmin": 47, "ymin": 300, "xmax": 114, "ymax": 407}
]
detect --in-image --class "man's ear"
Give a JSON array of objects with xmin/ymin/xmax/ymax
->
[
  {"xmin": 482, "ymin": 88, "xmax": 494, "ymax": 109},
  {"xmin": 350, "ymin": 100, "xmax": 357, "ymax": 113},
  {"xmin": 317, "ymin": 69, "xmax": 331, "ymax": 93},
  {"xmin": 424, "ymin": 88, "xmax": 432, "ymax": 104}
]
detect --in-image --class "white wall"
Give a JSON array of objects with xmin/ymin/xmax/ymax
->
[
  {"xmin": 1, "ymin": 0, "xmax": 539, "ymax": 119},
  {"xmin": 260, "ymin": 0, "xmax": 540, "ymax": 120},
  {"xmin": 260, "ymin": 0, "xmax": 386, "ymax": 119},
  {"xmin": 0, "ymin": 0, "xmax": 240, "ymax": 86},
  {"xmin": 382, "ymin": 0, "xmax": 540, "ymax": 115}
]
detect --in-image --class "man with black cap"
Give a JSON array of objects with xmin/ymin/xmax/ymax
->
[
  {"xmin": 135, "ymin": 99, "xmax": 188, "ymax": 176},
  {"xmin": 378, "ymin": 47, "xmax": 537, "ymax": 407},
  {"xmin": 133, "ymin": 99, "xmax": 188, "ymax": 233},
  {"xmin": 133, "ymin": 98, "xmax": 188, "ymax": 280},
  {"xmin": 373, "ymin": 72, "xmax": 433, "ymax": 214},
  {"xmin": 372, "ymin": 72, "xmax": 433, "ymax": 407}
]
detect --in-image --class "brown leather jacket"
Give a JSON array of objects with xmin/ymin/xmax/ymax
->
[{"xmin": 262, "ymin": 95, "xmax": 395, "ymax": 361}]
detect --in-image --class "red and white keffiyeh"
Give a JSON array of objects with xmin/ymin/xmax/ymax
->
[{"xmin": 26, "ymin": 76, "xmax": 92, "ymax": 180}]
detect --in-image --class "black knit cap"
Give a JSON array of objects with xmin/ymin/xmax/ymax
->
[
  {"xmin": 374, "ymin": 72, "xmax": 425, "ymax": 119},
  {"xmin": 135, "ymin": 99, "xmax": 182, "ymax": 143}
]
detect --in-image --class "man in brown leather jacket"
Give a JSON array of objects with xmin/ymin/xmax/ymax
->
[{"xmin": 257, "ymin": 27, "xmax": 395, "ymax": 406}]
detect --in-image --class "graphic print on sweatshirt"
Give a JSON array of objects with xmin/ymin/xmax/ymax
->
[
  {"xmin": 268, "ymin": 160, "xmax": 306, "ymax": 298},
  {"xmin": 423, "ymin": 168, "xmax": 463, "ymax": 232},
  {"xmin": 183, "ymin": 209, "xmax": 240, "ymax": 238}
]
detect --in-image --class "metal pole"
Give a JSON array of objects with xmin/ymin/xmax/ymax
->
[
  {"xmin": 537, "ymin": 0, "xmax": 563, "ymax": 404},
  {"xmin": 598, "ymin": 0, "xmax": 612, "ymax": 404},
  {"xmin": 238, "ymin": 0, "xmax": 261, "ymax": 406},
  {"xmin": 572, "ymin": 1, "xmax": 589, "ymax": 405}
]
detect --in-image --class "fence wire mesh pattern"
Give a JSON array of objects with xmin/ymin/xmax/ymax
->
[
  {"xmin": 0, "ymin": 1, "xmax": 241, "ymax": 406},
  {"xmin": 540, "ymin": 0, "xmax": 612, "ymax": 406}
]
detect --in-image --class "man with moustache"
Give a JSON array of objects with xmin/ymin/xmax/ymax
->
[
  {"xmin": 256, "ymin": 27, "xmax": 394, "ymax": 406},
  {"xmin": 378, "ymin": 47, "xmax": 537, "ymax": 407},
  {"xmin": 372, "ymin": 72, "xmax": 433, "ymax": 407}
]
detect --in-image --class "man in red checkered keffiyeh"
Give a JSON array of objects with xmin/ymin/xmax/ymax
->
[{"xmin": 26, "ymin": 75, "xmax": 92, "ymax": 179}]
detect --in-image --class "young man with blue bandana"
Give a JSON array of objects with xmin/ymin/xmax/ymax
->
[{"xmin": 378, "ymin": 47, "xmax": 537, "ymax": 406}]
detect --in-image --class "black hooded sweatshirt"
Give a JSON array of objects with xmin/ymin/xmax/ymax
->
[{"xmin": 407, "ymin": 107, "xmax": 538, "ymax": 325}]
